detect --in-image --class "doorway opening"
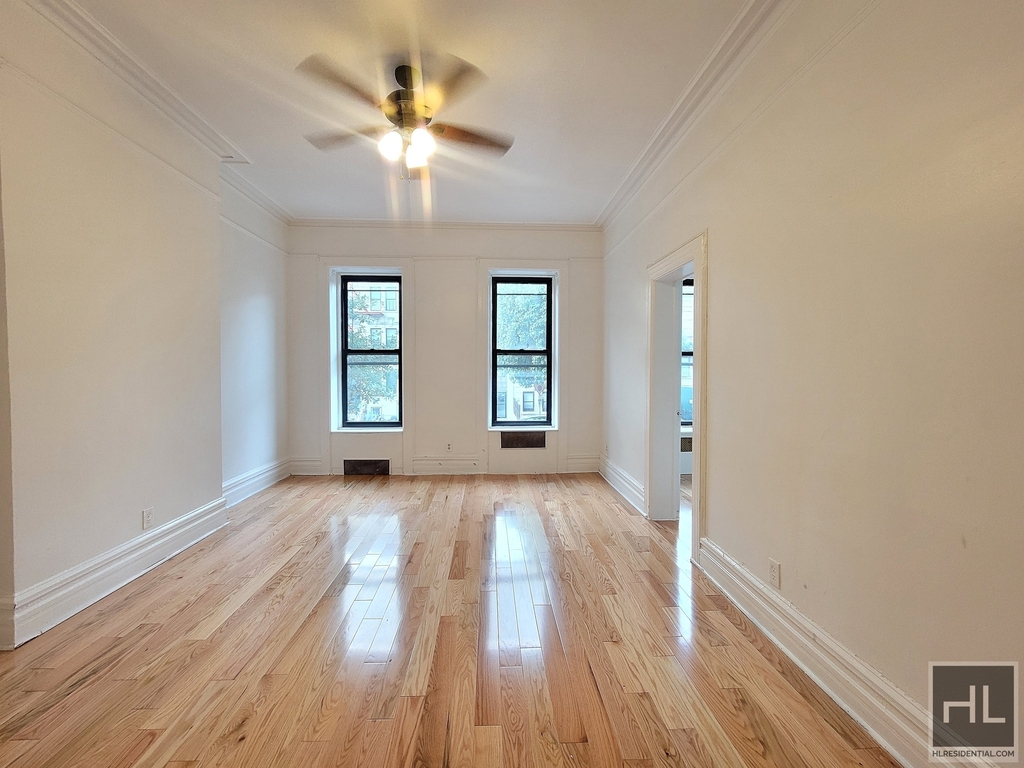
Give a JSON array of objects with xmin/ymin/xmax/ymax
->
[
  {"xmin": 680, "ymin": 277, "xmax": 694, "ymax": 530},
  {"xmin": 645, "ymin": 232, "xmax": 706, "ymax": 562}
]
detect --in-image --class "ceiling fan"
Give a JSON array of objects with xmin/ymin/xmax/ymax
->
[{"xmin": 297, "ymin": 54, "xmax": 514, "ymax": 171}]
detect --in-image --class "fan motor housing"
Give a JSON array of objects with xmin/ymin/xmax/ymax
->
[{"xmin": 383, "ymin": 89, "xmax": 433, "ymax": 129}]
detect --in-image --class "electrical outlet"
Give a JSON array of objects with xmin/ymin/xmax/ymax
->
[
  {"xmin": 143, "ymin": 507, "xmax": 154, "ymax": 530},
  {"xmin": 768, "ymin": 558, "xmax": 781, "ymax": 589}
]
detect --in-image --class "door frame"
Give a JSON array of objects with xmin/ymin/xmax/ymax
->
[{"xmin": 644, "ymin": 232, "xmax": 708, "ymax": 558}]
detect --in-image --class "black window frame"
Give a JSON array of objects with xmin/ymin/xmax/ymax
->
[
  {"xmin": 681, "ymin": 278, "xmax": 694, "ymax": 427},
  {"xmin": 491, "ymin": 276, "xmax": 553, "ymax": 428},
  {"xmin": 340, "ymin": 275, "xmax": 403, "ymax": 428}
]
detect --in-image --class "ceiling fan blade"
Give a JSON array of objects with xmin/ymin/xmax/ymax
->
[
  {"xmin": 435, "ymin": 56, "xmax": 486, "ymax": 108},
  {"xmin": 297, "ymin": 54, "xmax": 380, "ymax": 109},
  {"xmin": 429, "ymin": 123, "xmax": 514, "ymax": 155},
  {"xmin": 306, "ymin": 126, "xmax": 389, "ymax": 152}
]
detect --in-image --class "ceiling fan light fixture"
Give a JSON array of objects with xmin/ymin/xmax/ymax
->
[
  {"xmin": 410, "ymin": 127, "xmax": 437, "ymax": 157},
  {"xmin": 405, "ymin": 145, "xmax": 429, "ymax": 169},
  {"xmin": 377, "ymin": 130, "xmax": 403, "ymax": 161}
]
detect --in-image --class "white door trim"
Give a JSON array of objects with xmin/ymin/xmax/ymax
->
[{"xmin": 644, "ymin": 232, "xmax": 708, "ymax": 544}]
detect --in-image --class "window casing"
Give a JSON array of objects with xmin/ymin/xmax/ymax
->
[
  {"xmin": 340, "ymin": 276, "xmax": 402, "ymax": 427},
  {"xmin": 491, "ymin": 276, "xmax": 553, "ymax": 427}
]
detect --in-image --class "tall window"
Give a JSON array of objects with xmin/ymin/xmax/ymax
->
[
  {"xmin": 681, "ymin": 278, "xmax": 694, "ymax": 426},
  {"xmin": 341, "ymin": 277, "xmax": 402, "ymax": 427},
  {"xmin": 492, "ymin": 277, "xmax": 553, "ymax": 427}
]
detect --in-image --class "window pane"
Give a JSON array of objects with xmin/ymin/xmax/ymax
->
[
  {"xmin": 385, "ymin": 328, "xmax": 398, "ymax": 348},
  {"xmin": 681, "ymin": 356, "xmax": 694, "ymax": 424},
  {"xmin": 495, "ymin": 282, "xmax": 548, "ymax": 350},
  {"xmin": 347, "ymin": 281, "xmax": 399, "ymax": 350},
  {"xmin": 681, "ymin": 285, "xmax": 694, "ymax": 353},
  {"xmin": 347, "ymin": 354, "xmax": 399, "ymax": 423},
  {"xmin": 495, "ymin": 354, "xmax": 548, "ymax": 423}
]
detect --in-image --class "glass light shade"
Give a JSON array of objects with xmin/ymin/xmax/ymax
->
[
  {"xmin": 377, "ymin": 130, "xmax": 403, "ymax": 162},
  {"xmin": 405, "ymin": 146, "xmax": 428, "ymax": 168},
  {"xmin": 410, "ymin": 127, "xmax": 437, "ymax": 157}
]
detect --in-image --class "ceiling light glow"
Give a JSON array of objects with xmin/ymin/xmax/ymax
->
[
  {"xmin": 410, "ymin": 127, "xmax": 437, "ymax": 157},
  {"xmin": 377, "ymin": 130, "xmax": 403, "ymax": 162},
  {"xmin": 405, "ymin": 146, "xmax": 428, "ymax": 169}
]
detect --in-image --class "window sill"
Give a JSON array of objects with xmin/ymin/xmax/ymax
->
[
  {"xmin": 680, "ymin": 425, "xmax": 693, "ymax": 437},
  {"xmin": 333, "ymin": 427, "xmax": 404, "ymax": 434},
  {"xmin": 488, "ymin": 425, "xmax": 558, "ymax": 432}
]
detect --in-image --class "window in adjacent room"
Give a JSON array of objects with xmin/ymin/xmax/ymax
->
[
  {"xmin": 491, "ymin": 276, "xmax": 553, "ymax": 427},
  {"xmin": 340, "ymin": 276, "xmax": 402, "ymax": 427},
  {"xmin": 681, "ymin": 278, "xmax": 694, "ymax": 426}
]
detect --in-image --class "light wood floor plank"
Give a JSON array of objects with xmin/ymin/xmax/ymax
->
[{"xmin": 0, "ymin": 474, "xmax": 900, "ymax": 768}]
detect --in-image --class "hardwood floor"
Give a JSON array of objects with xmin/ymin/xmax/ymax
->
[
  {"xmin": 0, "ymin": 474, "xmax": 899, "ymax": 767},
  {"xmin": 680, "ymin": 475, "xmax": 692, "ymax": 512}
]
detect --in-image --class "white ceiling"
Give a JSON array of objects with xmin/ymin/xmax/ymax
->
[{"xmin": 75, "ymin": 0, "xmax": 745, "ymax": 223}]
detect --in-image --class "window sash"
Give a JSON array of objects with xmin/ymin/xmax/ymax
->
[
  {"xmin": 491, "ymin": 276, "xmax": 553, "ymax": 427},
  {"xmin": 341, "ymin": 276, "xmax": 403, "ymax": 427},
  {"xmin": 680, "ymin": 350, "xmax": 693, "ymax": 427},
  {"xmin": 681, "ymin": 277, "xmax": 694, "ymax": 426}
]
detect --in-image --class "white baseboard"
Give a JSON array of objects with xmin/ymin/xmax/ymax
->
[
  {"xmin": 599, "ymin": 454, "xmax": 644, "ymax": 514},
  {"xmin": 223, "ymin": 459, "xmax": 291, "ymax": 507},
  {"xmin": 410, "ymin": 456, "xmax": 482, "ymax": 475},
  {"xmin": 0, "ymin": 596, "xmax": 14, "ymax": 651},
  {"xmin": 697, "ymin": 537, "xmax": 945, "ymax": 768},
  {"xmin": 290, "ymin": 457, "xmax": 327, "ymax": 475},
  {"xmin": 290, "ymin": 454, "xmax": 602, "ymax": 478},
  {"xmin": 565, "ymin": 453, "xmax": 601, "ymax": 473},
  {"xmin": 13, "ymin": 497, "xmax": 227, "ymax": 647}
]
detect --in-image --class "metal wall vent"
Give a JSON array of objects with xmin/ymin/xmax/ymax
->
[
  {"xmin": 500, "ymin": 431, "xmax": 546, "ymax": 449},
  {"xmin": 343, "ymin": 459, "xmax": 390, "ymax": 475}
]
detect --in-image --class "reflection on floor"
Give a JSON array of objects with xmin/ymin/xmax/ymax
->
[
  {"xmin": 0, "ymin": 474, "xmax": 899, "ymax": 767},
  {"xmin": 680, "ymin": 474, "xmax": 693, "ymax": 536},
  {"xmin": 680, "ymin": 474, "xmax": 692, "ymax": 508}
]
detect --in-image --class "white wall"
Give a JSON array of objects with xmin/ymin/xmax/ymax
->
[
  {"xmin": 288, "ymin": 223, "xmax": 604, "ymax": 476},
  {"xmin": 220, "ymin": 178, "xmax": 289, "ymax": 503},
  {"xmin": 0, "ymin": 163, "xmax": 15, "ymax": 649},
  {"xmin": 604, "ymin": 0, "xmax": 1024, "ymax": 761},
  {"xmin": 0, "ymin": 0, "xmax": 225, "ymax": 641}
]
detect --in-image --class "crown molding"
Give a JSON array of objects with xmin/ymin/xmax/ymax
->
[
  {"xmin": 289, "ymin": 218, "xmax": 602, "ymax": 233},
  {"xmin": 220, "ymin": 166, "xmax": 293, "ymax": 224},
  {"xmin": 23, "ymin": 0, "xmax": 250, "ymax": 164},
  {"xmin": 596, "ymin": 0, "xmax": 791, "ymax": 228}
]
